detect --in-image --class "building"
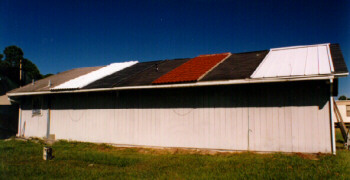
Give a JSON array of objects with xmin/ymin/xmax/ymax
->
[
  {"xmin": 7, "ymin": 43, "xmax": 348, "ymax": 154},
  {"xmin": 334, "ymin": 100, "xmax": 350, "ymax": 125},
  {"xmin": 0, "ymin": 95, "xmax": 18, "ymax": 138}
]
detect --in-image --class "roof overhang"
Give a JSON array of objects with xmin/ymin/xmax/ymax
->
[
  {"xmin": 0, "ymin": 95, "xmax": 12, "ymax": 105},
  {"xmin": 336, "ymin": 100, "xmax": 350, "ymax": 105},
  {"xmin": 7, "ymin": 73, "xmax": 347, "ymax": 97}
]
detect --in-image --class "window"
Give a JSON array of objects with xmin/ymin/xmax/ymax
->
[
  {"xmin": 347, "ymin": 105, "xmax": 350, "ymax": 117},
  {"xmin": 32, "ymin": 97, "xmax": 42, "ymax": 116}
]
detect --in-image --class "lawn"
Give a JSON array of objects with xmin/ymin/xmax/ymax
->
[{"xmin": 0, "ymin": 129, "xmax": 349, "ymax": 179}]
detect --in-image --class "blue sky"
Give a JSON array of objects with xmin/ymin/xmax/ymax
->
[{"xmin": 1, "ymin": 0, "xmax": 349, "ymax": 96}]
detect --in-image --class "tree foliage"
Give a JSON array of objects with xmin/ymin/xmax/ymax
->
[
  {"xmin": 338, "ymin": 95, "xmax": 349, "ymax": 100},
  {"xmin": 22, "ymin": 58, "xmax": 42, "ymax": 81},
  {"xmin": 4, "ymin": 45, "xmax": 24, "ymax": 67},
  {"xmin": 0, "ymin": 45, "xmax": 45, "ymax": 92}
]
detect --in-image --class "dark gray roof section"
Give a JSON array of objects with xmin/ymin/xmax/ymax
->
[
  {"xmin": 200, "ymin": 50, "xmax": 269, "ymax": 81},
  {"xmin": 330, "ymin": 43, "xmax": 348, "ymax": 74},
  {"xmin": 84, "ymin": 60, "xmax": 163, "ymax": 89},
  {"xmin": 115, "ymin": 58, "xmax": 191, "ymax": 87},
  {"xmin": 84, "ymin": 58, "xmax": 191, "ymax": 88}
]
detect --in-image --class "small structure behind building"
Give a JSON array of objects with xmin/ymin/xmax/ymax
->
[
  {"xmin": 333, "ymin": 100, "xmax": 350, "ymax": 149},
  {"xmin": 334, "ymin": 100, "xmax": 350, "ymax": 126},
  {"xmin": 0, "ymin": 95, "xmax": 18, "ymax": 139}
]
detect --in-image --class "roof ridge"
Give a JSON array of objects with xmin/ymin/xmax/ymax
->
[
  {"xmin": 198, "ymin": 52, "xmax": 231, "ymax": 57},
  {"xmin": 271, "ymin": 43, "xmax": 330, "ymax": 51}
]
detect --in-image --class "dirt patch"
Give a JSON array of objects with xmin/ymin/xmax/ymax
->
[
  {"xmin": 114, "ymin": 146, "xmax": 244, "ymax": 155},
  {"xmin": 295, "ymin": 153, "xmax": 320, "ymax": 160}
]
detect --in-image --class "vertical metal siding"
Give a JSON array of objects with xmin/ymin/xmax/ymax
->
[
  {"xmin": 19, "ymin": 81, "xmax": 332, "ymax": 153},
  {"xmin": 247, "ymin": 82, "xmax": 331, "ymax": 153},
  {"xmin": 20, "ymin": 97, "xmax": 48, "ymax": 138},
  {"xmin": 47, "ymin": 88, "xmax": 250, "ymax": 150}
]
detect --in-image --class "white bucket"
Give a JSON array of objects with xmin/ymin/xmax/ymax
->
[{"xmin": 43, "ymin": 147, "xmax": 52, "ymax": 160}]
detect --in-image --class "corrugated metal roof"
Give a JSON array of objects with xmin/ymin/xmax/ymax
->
[
  {"xmin": 152, "ymin": 53, "xmax": 231, "ymax": 84},
  {"xmin": 51, "ymin": 61, "xmax": 138, "ymax": 90},
  {"xmin": 251, "ymin": 44, "xmax": 334, "ymax": 78}
]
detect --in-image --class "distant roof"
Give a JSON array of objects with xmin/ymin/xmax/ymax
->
[
  {"xmin": 336, "ymin": 100, "xmax": 350, "ymax": 105},
  {"xmin": 0, "ymin": 95, "xmax": 11, "ymax": 105},
  {"xmin": 8, "ymin": 43, "xmax": 348, "ymax": 96}
]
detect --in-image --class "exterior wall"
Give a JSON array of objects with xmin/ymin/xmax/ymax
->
[
  {"xmin": 334, "ymin": 101, "xmax": 350, "ymax": 123},
  {"xmin": 19, "ymin": 97, "xmax": 48, "ymax": 138},
  {"xmin": 247, "ymin": 82, "xmax": 331, "ymax": 153},
  {"xmin": 49, "ymin": 89, "xmax": 249, "ymax": 150},
  {"xmin": 19, "ymin": 81, "xmax": 332, "ymax": 153}
]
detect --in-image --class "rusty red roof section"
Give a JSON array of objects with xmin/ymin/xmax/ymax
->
[{"xmin": 152, "ymin": 52, "xmax": 231, "ymax": 84}]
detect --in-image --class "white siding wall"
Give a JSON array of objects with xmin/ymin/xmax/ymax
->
[
  {"xmin": 247, "ymin": 83, "xmax": 331, "ymax": 153},
  {"xmin": 19, "ymin": 81, "xmax": 332, "ymax": 153},
  {"xmin": 49, "ymin": 89, "xmax": 249, "ymax": 150},
  {"xmin": 19, "ymin": 98, "xmax": 48, "ymax": 138}
]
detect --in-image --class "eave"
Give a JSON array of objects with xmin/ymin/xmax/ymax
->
[{"xmin": 7, "ymin": 73, "xmax": 347, "ymax": 97}]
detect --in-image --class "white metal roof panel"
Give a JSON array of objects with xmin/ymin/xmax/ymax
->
[
  {"xmin": 251, "ymin": 44, "xmax": 334, "ymax": 78},
  {"xmin": 290, "ymin": 48, "xmax": 307, "ymax": 76},
  {"xmin": 318, "ymin": 45, "xmax": 332, "ymax": 74},
  {"xmin": 305, "ymin": 47, "xmax": 319, "ymax": 75},
  {"xmin": 51, "ymin": 61, "xmax": 138, "ymax": 90}
]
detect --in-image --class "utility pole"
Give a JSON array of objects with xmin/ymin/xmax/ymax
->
[{"xmin": 19, "ymin": 59, "xmax": 22, "ymax": 87}]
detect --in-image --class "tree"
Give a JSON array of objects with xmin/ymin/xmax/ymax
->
[
  {"xmin": 0, "ymin": 54, "xmax": 5, "ymax": 69},
  {"xmin": 22, "ymin": 58, "xmax": 42, "ymax": 81},
  {"xmin": 338, "ymin": 95, "xmax": 348, "ymax": 100},
  {"xmin": 0, "ymin": 45, "xmax": 44, "ymax": 89},
  {"xmin": 4, "ymin": 45, "xmax": 24, "ymax": 67}
]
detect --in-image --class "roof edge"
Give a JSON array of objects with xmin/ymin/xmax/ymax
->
[
  {"xmin": 271, "ymin": 43, "xmax": 330, "ymax": 51},
  {"xmin": 7, "ymin": 74, "xmax": 344, "ymax": 97}
]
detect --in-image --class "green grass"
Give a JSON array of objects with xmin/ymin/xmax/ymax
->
[{"xmin": 0, "ymin": 130, "xmax": 349, "ymax": 179}]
